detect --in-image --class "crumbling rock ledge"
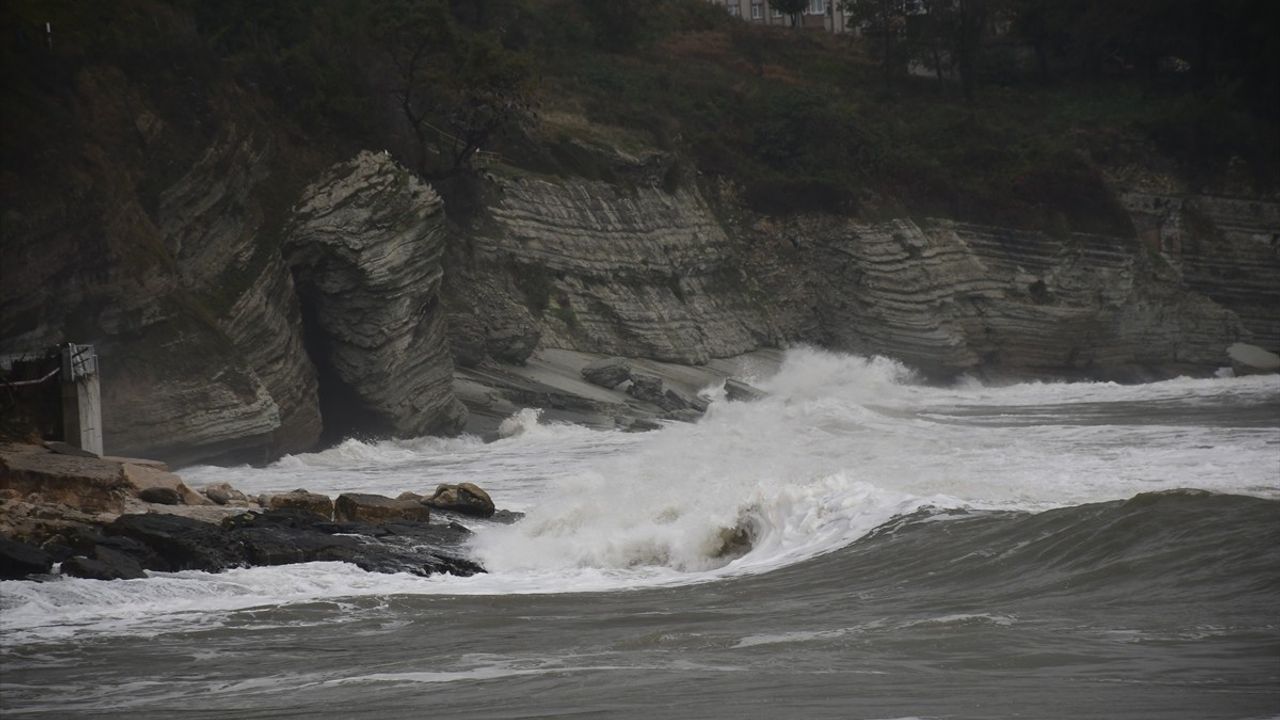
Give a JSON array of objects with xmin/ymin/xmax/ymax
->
[{"xmin": 0, "ymin": 442, "xmax": 490, "ymax": 581}]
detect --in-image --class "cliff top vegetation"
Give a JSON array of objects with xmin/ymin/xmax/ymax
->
[{"xmin": 3, "ymin": 0, "xmax": 1277, "ymax": 236}]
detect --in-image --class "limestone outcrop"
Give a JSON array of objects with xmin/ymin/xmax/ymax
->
[
  {"xmin": 0, "ymin": 71, "xmax": 321, "ymax": 466},
  {"xmin": 285, "ymin": 152, "xmax": 467, "ymax": 439},
  {"xmin": 446, "ymin": 176, "xmax": 780, "ymax": 367},
  {"xmin": 745, "ymin": 215, "xmax": 1244, "ymax": 380},
  {"xmin": 425, "ymin": 483, "xmax": 495, "ymax": 519},
  {"xmin": 444, "ymin": 166, "xmax": 1268, "ymax": 384},
  {"xmin": 1123, "ymin": 192, "xmax": 1280, "ymax": 352}
]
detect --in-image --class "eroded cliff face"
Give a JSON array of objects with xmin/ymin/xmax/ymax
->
[
  {"xmin": 0, "ymin": 68, "xmax": 320, "ymax": 464},
  {"xmin": 744, "ymin": 214, "xmax": 1242, "ymax": 380},
  {"xmin": 285, "ymin": 152, "xmax": 466, "ymax": 440},
  {"xmin": 445, "ymin": 175, "xmax": 780, "ymax": 367},
  {"xmin": 0, "ymin": 67, "xmax": 467, "ymax": 463},
  {"xmin": 4, "ymin": 66, "xmax": 1275, "ymax": 464},
  {"xmin": 448, "ymin": 169, "xmax": 1269, "ymax": 382},
  {"xmin": 1124, "ymin": 192, "xmax": 1280, "ymax": 352}
]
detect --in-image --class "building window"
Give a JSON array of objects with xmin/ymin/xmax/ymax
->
[
  {"xmin": 772, "ymin": 8, "xmax": 783, "ymax": 18},
  {"xmin": 808, "ymin": 0, "xmax": 826, "ymax": 13},
  {"xmin": 727, "ymin": 1, "xmax": 741, "ymax": 16},
  {"xmin": 751, "ymin": 2, "xmax": 763, "ymax": 19}
]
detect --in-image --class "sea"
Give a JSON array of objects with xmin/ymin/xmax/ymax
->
[{"xmin": 2, "ymin": 348, "xmax": 1278, "ymax": 719}]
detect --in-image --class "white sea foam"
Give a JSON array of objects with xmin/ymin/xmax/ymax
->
[{"xmin": 5, "ymin": 348, "xmax": 1277, "ymax": 645}]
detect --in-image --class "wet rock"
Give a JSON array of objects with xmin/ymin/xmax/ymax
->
[
  {"xmin": 724, "ymin": 378, "xmax": 767, "ymax": 402},
  {"xmin": 201, "ymin": 482, "xmax": 249, "ymax": 506},
  {"xmin": 138, "ymin": 487, "xmax": 183, "ymax": 505},
  {"xmin": 105, "ymin": 514, "xmax": 239, "ymax": 572},
  {"xmin": 581, "ymin": 358, "xmax": 633, "ymax": 389},
  {"xmin": 334, "ymin": 493, "xmax": 432, "ymax": 524},
  {"xmin": 662, "ymin": 408, "xmax": 704, "ymax": 424},
  {"xmin": 624, "ymin": 417, "xmax": 663, "ymax": 433},
  {"xmin": 61, "ymin": 545, "xmax": 147, "ymax": 581},
  {"xmin": 0, "ymin": 537, "xmax": 53, "ymax": 579},
  {"xmin": 626, "ymin": 373, "xmax": 666, "ymax": 404},
  {"xmin": 122, "ymin": 463, "xmax": 211, "ymax": 506},
  {"xmin": 488, "ymin": 509, "xmax": 525, "ymax": 525},
  {"xmin": 659, "ymin": 389, "xmax": 694, "ymax": 412},
  {"xmin": 0, "ymin": 445, "xmax": 131, "ymax": 514},
  {"xmin": 1227, "ymin": 342, "xmax": 1280, "ymax": 375},
  {"xmin": 425, "ymin": 483, "xmax": 495, "ymax": 519},
  {"xmin": 266, "ymin": 489, "xmax": 333, "ymax": 519},
  {"xmin": 233, "ymin": 525, "xmax": 359, "ymax": 567}
]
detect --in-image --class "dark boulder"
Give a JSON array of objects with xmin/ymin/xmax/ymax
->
[
  {"xmin": 61, "ymin": 545, "xmax": 147, "ymax": 581},
  {"xmin": 626, "ymin": 373, "xmax": 666, "ymax": 404},
  {"xmin": 425, "ymin": 483, "xmax": 495, "ymax": 518},
  {"xmin": 581, "ymin": 358, "xmax": 633, "ymax": 389},
  {"xmin": 232, "ymin": 525, "xmax": 360, "ymax": 567},
  {"xmin": 266, "ymin": 489, "xmax": 333, "ymax": 519},
  {"xmin": 105, "ymin": 514, "xmax": 242, "ymax": 572},
  {"xmin": 724, "ymin": 378, "xmax": 767, "ymax": 402},
  {"xmin": 334, "ymin": 493, "xmax": 432, "ymax": 524},
  {"xmin": 663, "ymin": 408, "xmax": 704, "ymax": 423},
  {"xmin": 0, "ymin": 537, "xmax": 53, "ymax": 579},
  {"xmin": 658, "ymin": 389, "xmax": 693, "ymax": 412},
  {"xmin": 138, "ymin": 486, "xmax": 183, "ymax": 505},
  {"xmin": 202, "ymin": 482, "xmax": 249, "ymax": 506}
]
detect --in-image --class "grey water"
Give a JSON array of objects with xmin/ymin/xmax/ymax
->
[{"xmin": 3, "ymin": 352, "xmax": 1278, "ymax": 719}]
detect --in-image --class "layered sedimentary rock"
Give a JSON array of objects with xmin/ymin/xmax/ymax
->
[
  {"xmin": 285, "ymin": 152, "xmax": 466, "ymax": 439},
  {"xmin": 0, "ymin": 70, "xmax": 319, "ymax": 465},
  {"xmin": 747, "ymin": 214, "xmax": 1242, "ymax": 379},
  {"xmin": 451, "ymin": 169, "xmax": 1254, "ymax": 380},
  {"xmin": 447, "ymin": 176, "xmax": 779, "ymax": 366},
  {"xmin": 1124, "ymin": 192, "xmax": 1280, "ymax": 351}
]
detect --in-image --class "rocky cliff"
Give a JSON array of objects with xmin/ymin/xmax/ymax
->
[
  {"xmin": 1124, "ymin": 192, "xmax": 1280, "ymax": 352},
  {"xmin": 285, "ymin": 153, "xmax": 466, "ymax": 440},
  {"xmin": 4, "ymin": 73, "xmax": 1276, "ymax": 464},
  {"xmin": 743, "ymin": 214, "xmax": 1242, "ymax": 380},
  {"xmin": 446, "ymin": 174, "xmax": 780, "ymax": 367},
  {"xmin": 0, "ymin": 70, "xmax": 319, "ymax": 465},
  {"xmin": 446, "ymin": 169, "xmax": 1264, "ymax": 383},
  {"xmin": 0, "ymin": 64, "xmax": 465, "ymax": 463}
]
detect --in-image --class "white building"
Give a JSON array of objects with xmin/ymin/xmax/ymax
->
[{"xmin": 711, "ymin": 0, "xmax": 855, "ymax": 34}]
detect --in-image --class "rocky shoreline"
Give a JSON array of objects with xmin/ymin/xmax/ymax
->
[
  {"xmin": 0, "ymin": 362, "xmax": 775, "ymax": 583},
  {"xmin": 0, "ymin": 441, "xmax": 505, "ymax": 582}
]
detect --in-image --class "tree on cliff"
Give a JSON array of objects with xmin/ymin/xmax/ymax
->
[
  {"xmin": 842, "ymin": 0, "xmax": 985, "ymax": 98},
  {"xmin": 374, "ymin": 0, "xmax": 536, "ymax": 179},
  {"xmin": 768, "ymin": 0, "xmax": 808, "ymax": 28}
]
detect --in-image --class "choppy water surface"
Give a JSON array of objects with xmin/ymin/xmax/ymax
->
[{"xmin": 2, "ymin": 349, "xmax": 1278, "ymax": 719}]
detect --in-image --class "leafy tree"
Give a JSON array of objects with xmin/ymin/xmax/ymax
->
[
  {"xmin": 768, "ymin": 0, "xmax": 808, "ymax": 28},
  {"xmin": 373, "ymin": 0, "xmax": 535, "ymax": 178}
]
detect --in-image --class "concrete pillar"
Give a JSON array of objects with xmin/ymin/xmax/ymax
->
[{"xmin": 60, "ymin": 343, "xmax": 103, "ymax": 456}]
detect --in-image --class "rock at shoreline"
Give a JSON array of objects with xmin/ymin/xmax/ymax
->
[
  {"xmin": 582, "ymin": 358, "xmax": 633, "ymax": 389},
  {"xmin": 626, "ymin": 373, "xmax": 666, "ymax": 405},
  {"xmin": 1227, "ymin": 342, "xmax": 1280, "ymax": 375},
  {"xmin": 724, "ymin": 378, "xmax": 767, "ymax": 402},
  {"xmin": 202, "ymin": 482, "xmax": 249, "ymax": 506},
  {"xmin": 61, "ymin": 546, "xmax": 147, "ymax": 581},
  {"xmin": 106, "ymin": 514, "xmax": 240, "ymax": 572},
  {"xmin": 0, "ymin": 445, "xmax": 132, "ymax": 514},
  {"xmin": 663, "ymin": 409, "xmax": 704, "ymax": 424},
  {"xmin": 266, "ymin": 489, "xmax": 334, "ymax": 520},
  {"xmin": 121, "ymin": 463, "xmax": 211, "ymax": 506},
  {"xmin": 0, "ymin": 446, "xmax": 492, "ymax": 580},
  {"xmin": 425, "ymin": 483, "xmax": 495, "ymax": 518},
  {"xmin": 0, "ymin": 537, "xmax": 53, "ymax": 580},
  {"xmin": 335, "ymin": 493, "xmax": 432, "ymax": 524},
  {"xmin": 137, "ymin": 487, "xmax": 183, "ymax": 505}
]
